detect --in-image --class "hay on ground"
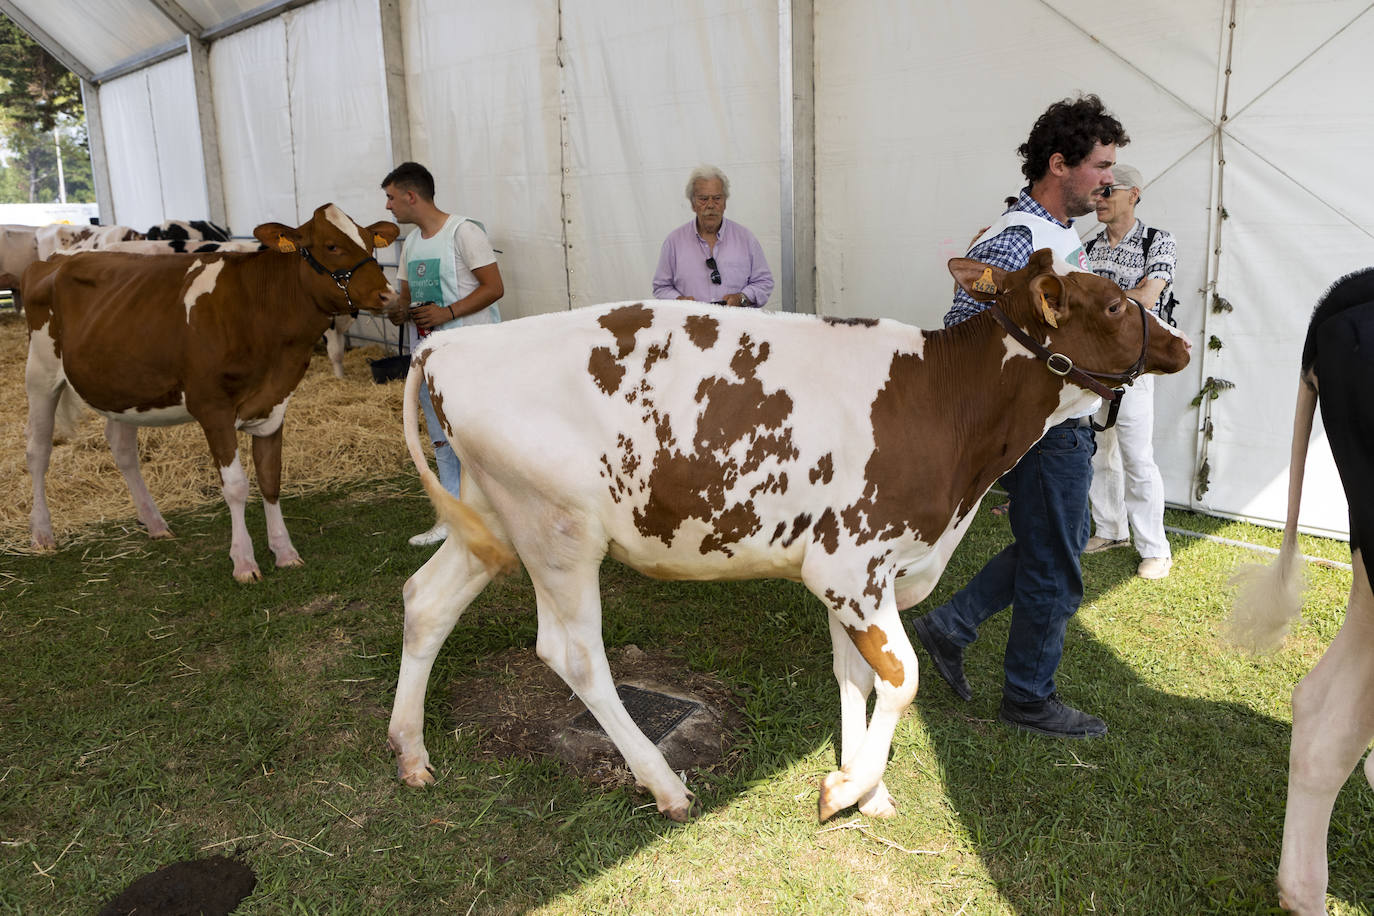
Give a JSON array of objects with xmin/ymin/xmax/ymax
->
[{"xmin": 0, "ymin": 312, "xmax": 424, "ymax": 554}]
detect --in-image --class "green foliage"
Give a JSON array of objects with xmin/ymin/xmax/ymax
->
[{"xmin": 0, "ymin": 15, "xmax": 92, "ymax": 203}]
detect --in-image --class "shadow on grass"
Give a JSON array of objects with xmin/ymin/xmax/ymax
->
[{"xmin": 908, "ymin": 509, "xmax": 1374, "ymax": 914}]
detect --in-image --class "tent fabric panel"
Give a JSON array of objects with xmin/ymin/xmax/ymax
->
[
  {"xmin": 143, "ymin": 54, "xmax": 210, "ymax": 223},
  {"xmin": 13, "ymin": 0, "xmax": 183, "ymax": 76},
  {"xmin": 399, "ymin": 0, "xmax": 565, "ymax": 321},
  {"xmin": 96, "ymin": 70, "xmax": 164, "ymax": 230},
  {"xmin": 284, "ymin": 0, "xmax": 392, "ymax": 227},
  {"xmin": 559, "ymin": 0, "xmax": 780, "ymax": 310},
  {"xmin": 209, "ymin": 18, "xmax": 297, "ymax": 234}
]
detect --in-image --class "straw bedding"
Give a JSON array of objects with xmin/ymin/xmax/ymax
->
[{"xmin": 0, "ymin": 312, "xmax": 417, "ymax": 554}]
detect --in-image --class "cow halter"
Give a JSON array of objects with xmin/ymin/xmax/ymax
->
[
  {"xmin": 298, "ymin": 246, "xmax": 376, "ymax": 313},
  {"xmin": 985, "ymin": 295, "xmax": 1150, "ymax": 432}
]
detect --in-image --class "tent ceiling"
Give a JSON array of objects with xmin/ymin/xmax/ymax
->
[{"xmin": 0, "ymin": 0, "xmax": 316, "ymax": 83}]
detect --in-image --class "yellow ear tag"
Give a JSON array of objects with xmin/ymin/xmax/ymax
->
[
  {"xmin": 372, "ymin": 233, "xmax": 390, "ymax": 248},
  {"xmin": 276, "ymin": 238, "xmax": 297, "ymax": 253},
  {"xmin": 972, "ymin": 267, "xmax": 997, "ymax": 295},
  {"xmin": 1038, "ymin": 291, "xmax": 1059, "ymax": 328}
]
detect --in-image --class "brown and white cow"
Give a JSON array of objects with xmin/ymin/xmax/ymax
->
[
  {"xmin": 385, "ymin": 248, "xmax": 1192, "ymax": 822},
  {"xmin": 1228, "ymin": 267, "xmax": 1374, "ymax": 914},
  {"xmin": 24, "ymin": 203, "xmax": 399, "ymax": 581}
]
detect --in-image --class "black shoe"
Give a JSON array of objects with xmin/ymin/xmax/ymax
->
[
  {"xmin": 911, "ymin": 615, "xmax": 972, "ymax": 701},
  {"xmin": 998, "ymin": 693, "xmax": 1107, "ymax": 739}
]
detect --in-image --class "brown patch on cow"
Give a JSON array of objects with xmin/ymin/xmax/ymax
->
[
  {"xmin": 643, "ymin": 334, "xmax": 671, "ymax": 373},
  {"xmin": 783, "ymin": 512, "xmax": 811, "ymax": 547},
  {"xmin": 845, "ymin": 623, "xmax": 905, "ymax": 686},
  {"xmin": 427, "ymin": 364, "xmax": 452, "ymax": 439},
  {"xmin": 863, "ymin": 555, "xmax": 889, "ymax": 604},
  {"xmin": 588, "ymin": 346, "xmax": 625, "ymax": 395},
  {"xmin": 812, "ymin": 507, "xmax": 839, "ymax": 554},
  {"xmin": 769, "ymin": 521, "xmax": 787, "ymax": 544},
  {"xmin": 700, "ymin": 501, "xmax": 761, "ymax": 556},
  {"xmin": 809, "ymin": 453, "xmax": 834, "ymax": 485},
  {"xmin": 822, "ymin": 316, "xmax": 879, "ymax": 328},
  {"xmin": 684, "ymin": 313, "xmax": 718, "ymax": 350},
  {"xmin": 599, "ymin": 303, "xmax": 654, "ymax": 357},
  {"xmin": 632, "ymin": 333, "xmax": 799, "ymax": 554}
]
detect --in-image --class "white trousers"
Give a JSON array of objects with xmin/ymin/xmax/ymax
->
[{"xmin": 1089, "ymin": 374, "xmax": 1171, "ymax": 559}]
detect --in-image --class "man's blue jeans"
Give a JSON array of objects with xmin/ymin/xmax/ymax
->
[
  {"xmin": 419, "ymin": 378, "xmax": 462, "ymax": 498},
  {"xmin": 923, "ymin": 422, "xmax": 1094, "ymax": 703}
]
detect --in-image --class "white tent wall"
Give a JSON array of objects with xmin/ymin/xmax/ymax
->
[
  {"xmin": 399, "ymin": 0, "xmax": 564, "ymax": 321},
  {"xmin": 812, "ymin": 0, "xmax": 1370, "ymax": 538},
  {"xmin": 559, "ymin": 1, "xmax": 780, "ymax": 309},
  {"xmin": 99, "ymin": 55, "xmax": 210, "ymax": 230},
  {"xmin": 211, "ymin": 0, "xmax": 394, "ymax": 235}
]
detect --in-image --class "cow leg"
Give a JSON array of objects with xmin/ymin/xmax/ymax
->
[
  {"xmin": 251, "ymin": 428, "xmax": 302, "ymax": 569},
  {"xmin": 24, "ymin": 359, "xmax": 60, "ymax": 550},
  {"xmin": 527, "ymin": 557, "xmax": 697, "ymax": 821},
  {"xmin": 1277, "ymin": 551, "xmax": 1374, "ymax": 913},
  {"xmin": 812, "ymin": 576, "xmax": 919, "ymax": 821},
  {"xmin": 324, "ymin": 316, "xmax": 352, "ymax": 379},
  {"xmin": 388, "ymin": 537, "xmax": 493, "ymax": 787},
  {"xmin": 103, "ymin": 419, "xmax": 172, "ymax": 539},
  {"xmin": 826, "ymin": 615, "xmax": 896, "ymax": 818}
]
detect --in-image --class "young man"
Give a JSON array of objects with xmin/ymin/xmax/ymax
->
[
  {"xmin": 379, "ymin": 162, "xmax": 504, "ymax": 546},
  {"xmin": 908, "ymin": 95, "xmax": 1128, "ymax": 739},
  {"xmin": 1082, "ymin": 164, "xmax": 1178, "ymax": 580}
]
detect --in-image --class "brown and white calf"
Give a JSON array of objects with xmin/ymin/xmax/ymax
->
[
  {"xmin": 24, "ymin": 203, "xmax": 399, "ymax": 581},
  {"xmin": 1228, "ymin": 267, "xmax": 1374, "ymax": 914},
  {"xmin": 386, "ymin": 248, "xmax": 1192, "ymax": 822}
]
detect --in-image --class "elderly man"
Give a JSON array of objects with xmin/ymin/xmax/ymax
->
[
  {"xmin": 1081, "ymin": 164, "xmax": 1179, "ymax": 579},
  {"xmin": 653, "ymin": 165, "xmax": 772, "ymax": 308}
]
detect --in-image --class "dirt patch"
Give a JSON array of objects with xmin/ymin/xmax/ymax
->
[
  {"xmin": 98, "ymin": 855, "xmax": 256, "ymax": 916},
  {"xmin": 449, "ymin": 645, "xmax": 746, "ymax": 788}
]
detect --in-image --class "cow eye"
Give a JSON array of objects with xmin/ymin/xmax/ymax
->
[{"xmin": 1107, "ymin": 301, "xmax": 1122, "ymax": 315}]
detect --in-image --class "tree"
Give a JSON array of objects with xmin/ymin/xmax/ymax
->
[{"xmin": 0, "ymin": 14, "xmax": 91, "ymax": 203}]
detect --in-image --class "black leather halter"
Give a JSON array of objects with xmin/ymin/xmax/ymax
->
[
  {"xmin": 298, "ymin": 246, "xmax": 376, "ymax": 313},
  {"xmin": 985, "ymin": 294, "xmax": 1150, "ymax": 432}
]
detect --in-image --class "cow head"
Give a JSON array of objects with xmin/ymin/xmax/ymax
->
[
  {"xmin": 951, "ymin": 247, "xmax": 1191, "ymax": 382},
  {"xmin": 254, "ymin": 204, "xmax": 400, "ymax": 314}
]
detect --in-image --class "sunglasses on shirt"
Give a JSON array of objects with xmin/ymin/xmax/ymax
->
[{"xmin": 705, "ymin": 256, "xmax": 721, "ymax": 284}]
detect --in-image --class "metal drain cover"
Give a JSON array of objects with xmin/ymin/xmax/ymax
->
[{"xmin": 571, "ymin": 685, "xmax": 702, "ymax": 744}]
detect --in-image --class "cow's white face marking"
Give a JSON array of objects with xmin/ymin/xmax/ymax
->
[
  {"xmin": 237, "ymin": 395, "xmax": 291, "ymax": 437},
  {"xmin": 325, "ymin": 205, "xmax": 367, "ymax": 250},
  {"xmin": 183, "ymin": 259, "xmax": 225, "ymax": 319}
]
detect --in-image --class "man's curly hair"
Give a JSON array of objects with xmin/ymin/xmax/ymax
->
[{"xmin": 1018, "ymin": 94, "xmax": 1129, "ymax": 183}]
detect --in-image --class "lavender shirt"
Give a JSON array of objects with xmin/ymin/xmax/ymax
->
[{"xmin": 652, "ymin": 218, "xmax": 773, "ymax": 307}]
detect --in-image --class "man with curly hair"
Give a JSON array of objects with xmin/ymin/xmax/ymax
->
[{"xmin": 907, "ymin": 95, "xmax": 1128, "ymax": 738}]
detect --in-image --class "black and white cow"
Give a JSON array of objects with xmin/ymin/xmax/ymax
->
[{"xmin": 1228, "ymin": 267, "xmax": 1374, "ymax": 915}]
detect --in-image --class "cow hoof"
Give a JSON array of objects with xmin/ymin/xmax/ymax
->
[
  {"xmin": 148, "ymin": 527, "xmax": 175, "ymax": 540},
  {"xmin": 275, "ymin": 553, "xmax": 304, "ymax": 569},
  {"xmin": 659, "ymin": 790, "xmax": 700, "ymax": 822},
  {"xmin": 233, "ymin": 566, "xmax": 263, "ymax": 584},
  {"xmin": 30, "ymin": 533, "xmax": 57, "ymax": 551},
  {"xmin": 398, "ymin": 763, "xmax": 436, "ymax": 788},
  {"xmin": 858, "ymin": 789, "xmax": 898, "ymax": 819},
  {"xmin": 817, "ymin": 770, "xmax": 858, "ymax": 822}
]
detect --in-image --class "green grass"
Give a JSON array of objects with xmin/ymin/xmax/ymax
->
[{"xmin": 1, "ymin": 478, "xmax": 1370, "ymax": 914}]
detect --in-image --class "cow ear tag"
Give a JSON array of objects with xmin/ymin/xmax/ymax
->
[
  {"xmin": 1038, "ymin": 291, "xmax": 1059, "ymax": 328},
  {"xmin": 276, "ymin": 237, "xmax": 297, "ymax": 253},
  {"xmin": 372, "ymin": 233, "xmax": 390, "ymax": 248},
  {"xmin": 972, "ymin": 267, "xmax": 998, "ymax": 295}
]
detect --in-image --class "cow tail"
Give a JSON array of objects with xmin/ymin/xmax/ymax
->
[
  {"xmin": 52, "ymin": 386, "xmax": 88, "ymax": 443},
  {"xmin": 1225, "ymin": 375, "xmax": 1315, "ymax": 652},
  {"xmin": 402, "ymin": 358, "xmax": 517, "ymax": 576}
]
